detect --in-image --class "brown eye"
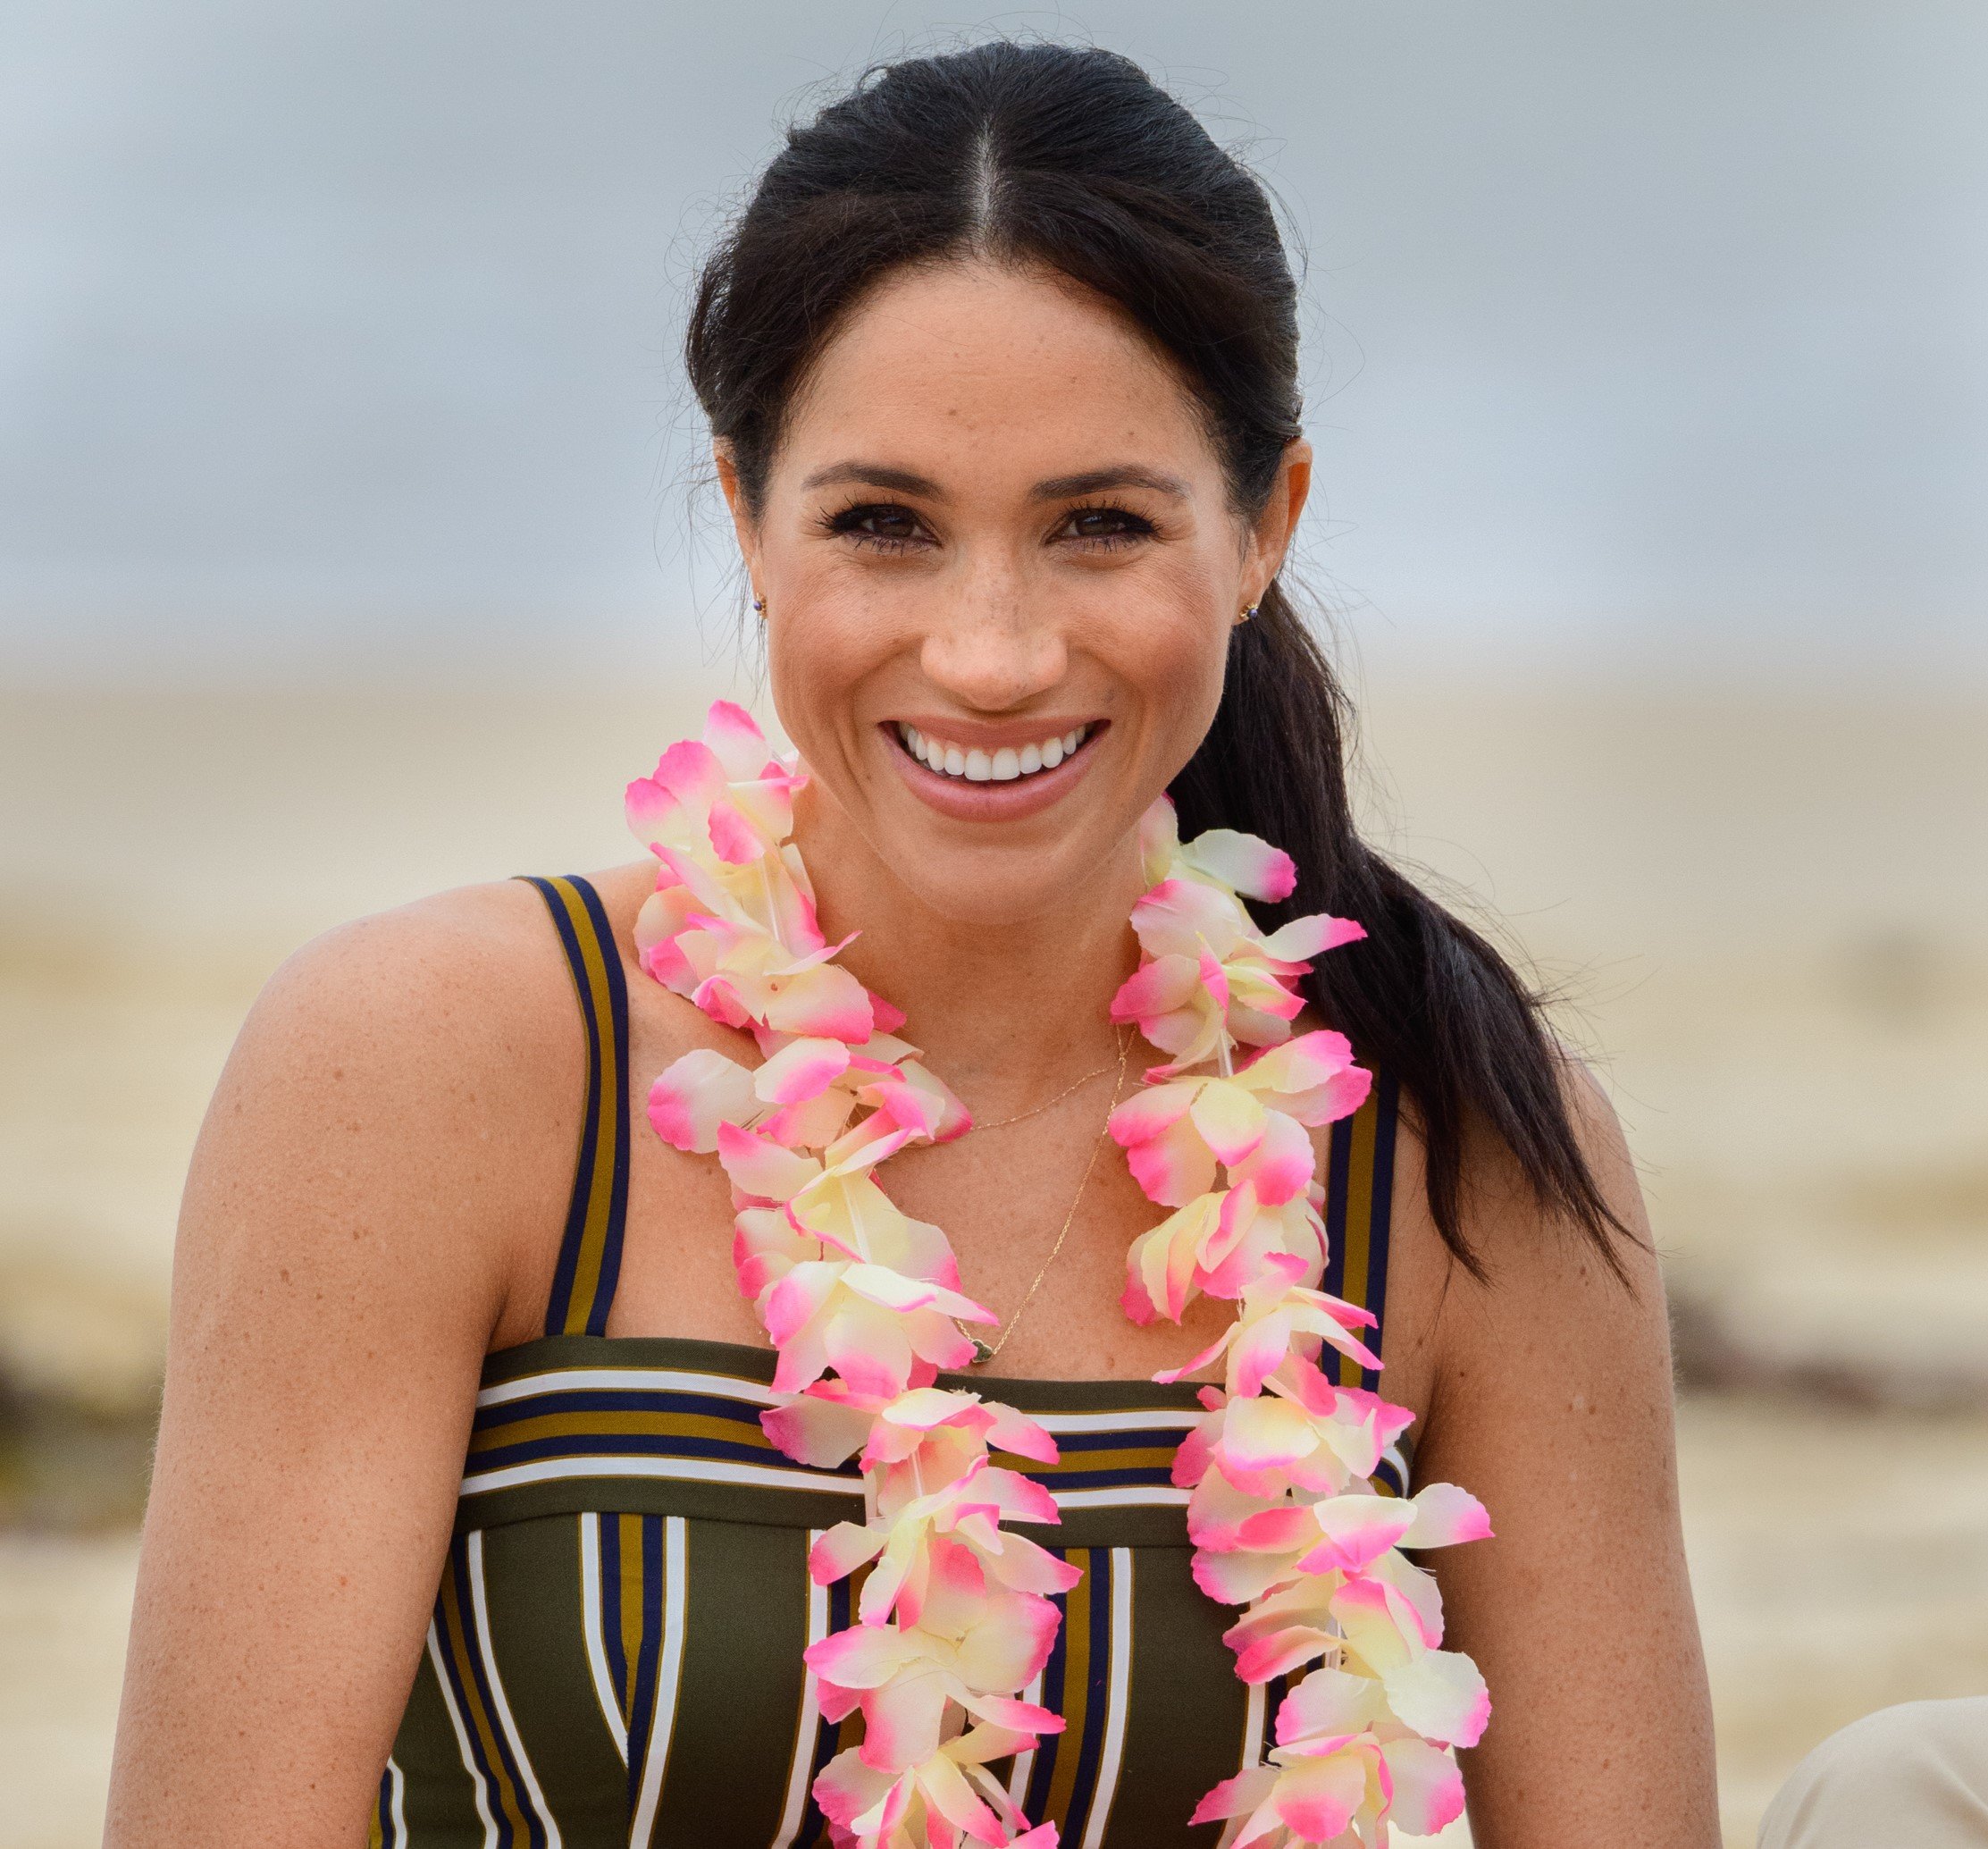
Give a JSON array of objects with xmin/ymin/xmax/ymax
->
[
  {"xmin": 1056, "ymin": 503, "xmax": 1157, "ymax": 548},
  {"xmin": 826, "ymin": 502, "xmax": 930, "ymax": 549}
]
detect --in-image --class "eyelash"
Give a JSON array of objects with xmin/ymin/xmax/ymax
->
[{"xmin": 818, "ymin": 500, "xmax": 1159, "ymax": 553}]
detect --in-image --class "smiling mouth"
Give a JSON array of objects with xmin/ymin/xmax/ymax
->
[{"xmin": 893, "ymin": 720, "xmax": 1096, "ymax": 783}]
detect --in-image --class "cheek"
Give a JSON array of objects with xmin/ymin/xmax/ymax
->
[{"xmin": 1095, "ymin": 584, "xmax": 1233, "ymax": 761}]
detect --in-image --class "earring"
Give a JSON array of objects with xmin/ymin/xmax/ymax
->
[
  {"xmin": 751, "ymin": 595, "xmax": 767, "ymax": 618},
  {"xmin": 1237, "ymin": 602, "xmax": 1259, "ymax": 624}
]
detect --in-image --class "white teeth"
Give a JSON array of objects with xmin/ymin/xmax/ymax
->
[{"xmin": 896, "ymin": 722, "xmax": 1094, "ymax": 781}]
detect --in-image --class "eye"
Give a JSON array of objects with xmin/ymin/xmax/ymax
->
[
  {"xmin": 1054, "ymin": 502, "xmax": 1157, "ymax": 550},
  {"xmin": 824, "ymin": 501, "xmax": 933, "ymax": 552}
]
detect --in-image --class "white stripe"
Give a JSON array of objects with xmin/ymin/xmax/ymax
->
[
  {"xmin": 476, "ymin": 1366, "xmax": 785, "ymax": 1409},
  {"xmin": 426, "ymin": 1622, "xmax": 500, "ymax": 1849},
  {"xmin": 626, "ymin": 1517, "xmax": 689, "ymax": 1849},
  {"xmin": 463, "ymin": 1453, "xmax": 862, "ymax": 1498},
  {"xmin": 1080, "ymin": 1550, "xmax": 1136, "ymax": 1849},
  {"xmin": 467, "ymin": 1530, "xmax": 564, "ymax": 1849},
  {"xmin": 476, "ymin": 1370, "xmax": 1197, "ymax": 1435},
  {"xmin": 1028, "ymin": 1408, "xmax": 1196, "ymax": 1434},
  {"xmin": 1241, "ymin": 1678, "xmax": 1266, "ymax": 1770},
  {"xmin": 577, "ymin": 1514, "xmax": 630, "ymax": 1764},
  {"xmin": 1049, "ymin": 1484, "xmax": 1190, "ymax": 1511},
  {"xmin": 1006, "ymin": 1668, "xmax": 1045, "ymax": 1807},
  {"xmin": 380, "ymin": 1759, "xmax": 407, "ymax": 1846},
  {"xmin": 769, "ymin": 1536, "xmax": 831, "ymax": 1849},
  {"xmin": 461, "ymin": 1454, "xmax": 1191, "ymax": 1510}
]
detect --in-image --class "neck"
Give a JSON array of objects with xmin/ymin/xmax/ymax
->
[{"xmin": 790, "ymin": 781, "xmax": 1146, "ymax": 1101}]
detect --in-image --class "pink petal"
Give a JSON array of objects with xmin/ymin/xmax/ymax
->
[
  {"xmin": 716, "ymin": 1121, "xmax": 818, "ymax": 1203},
  {"xmin": 1183, "ymin": 828, "xmax": 1297, "ymax": 903},
  {"xmin": 1189, "ymin": 1767, "xmax": 1278, "ymax": 1828},
  {"xmin": 766, "ymin": 962, "xmax": 875, "ymax": 1043},
  {"xmin": 754, "ymin": 1037, "xmax": 853, "ymax": 1105},
  {"xmin": 1271, "ymin": 1751, "xmax": 1369, "ymax": 1842},
  {"xmin": 1402, "ymin": 1481, "xmax": 1493, "ymax": 1550},
  {"xmin": 701, "ymin": 698, "xmax": 772, "ymax": 778},
  {"xmin": 1379, "ymin": 1736, "xmax": 1464, "ymax": 1836},
  {"xmin": 1384, "ymin": 1647, "xmax": 1490, "ymax": 1750},
  {"xmin": 646, "ymin": 1047, "xmax": 758, "ymax": 1154},
  {"xmin": 810, "ymin": 1522, "xmax": 887, "ymax": 1584},
  {"xmin": 1259, "ymin": 912, "xmax": 1366, "ymax": 961}
]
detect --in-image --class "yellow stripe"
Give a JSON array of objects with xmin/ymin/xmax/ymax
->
[
  {"xmin": 470, "ymin": 1408, "xmax": 800, "ymax": 1455},
  {"xmin": 550, "ymin": 878, "xmax": 621, "ymax": 1335},
  {"xmin": 440, "ymin": 1559, "xmax": 530, "ymax": 1842},
  {"xmin": 1336, "ymin": 1094, "xmax": 1378, "ymax": 1387},
  {"xmin": 366, "ymin": 1797, "xmax": 384, "ymax": 1849},
  {"xmin": 1044, "ymin": 1551, "xmax": 1095, "ymax": 1828},
  {"xmin": 619, "ymin": 1512, "xmax": 644, "ymax": 1720}
]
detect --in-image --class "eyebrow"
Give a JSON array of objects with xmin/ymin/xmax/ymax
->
[
  {"xmin": 798, "ymin": 461, "xmax": 1192, "ymax": 502},
  {"xmin": 1028, "ymin": 466, "xmax": 1191, "ymax": 501}
]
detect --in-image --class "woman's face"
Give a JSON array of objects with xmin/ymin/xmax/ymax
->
[{"xmin": 721, "ymin": 259, "xmax": 1309, "ymax": 926}]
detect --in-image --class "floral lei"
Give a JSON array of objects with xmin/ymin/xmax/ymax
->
[{"xmin": 628, "ymin": 702, "xmax": 1491, "ymax": 1849}]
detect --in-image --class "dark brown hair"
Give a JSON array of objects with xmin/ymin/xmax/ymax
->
[{"xmin": 685, "ymin": 41, "xmax": 1629, "ymax": 1273}]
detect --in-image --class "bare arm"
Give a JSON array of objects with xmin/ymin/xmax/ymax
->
[
  {"xmin": 1401, "ymin": 1071, "xmax": 1720, "ymax": 1847},
  {"xmin": 105, "ymin": 884, "xmax": 578, "ymax": 1847}
]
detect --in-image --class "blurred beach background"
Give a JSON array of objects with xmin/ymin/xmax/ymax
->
[{"xmin": 3, "ymin": 5, "xmax": 1984, "ymax": 1845}]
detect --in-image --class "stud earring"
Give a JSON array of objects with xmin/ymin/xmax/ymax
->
[
  {"xmin": 751, "ymin": 595, "xmax": 767, "ymax": 618},
  {"xmin": 1238, "ymin": 602, "xmax": 1259, "ymax": 624}
]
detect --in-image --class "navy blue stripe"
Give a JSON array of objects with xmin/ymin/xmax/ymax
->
[
  {"xmin": 797, "ymin": 1574, "xmax": 855, "ymax": 1848},
  {"xmin": 525, "ymin": 877, "xmax": 605, "ymax": 1341},
  {"xmin": 625, "ymin": 1516, "xmax": 665, "ymax": 1810},
  {"xmin": 452, "ymin": 1538, "xmax": 549, "ymax": 1849},
  {"xmin": 374, "ymin": 1767, "xmax": 397, "ymax": 1847},
  {"xmin": 1022, "ymin": 1565, "xmax": 1075, "ymax": 1820},
  {"xmin": 1023, "ymin": 1428, "xmax": 1192, "ymax": 1455},
  {"xmin": 1361, "ymin": 1071, "xmax": 1399, "ymax": 1393},
  {"xmin": 432, "ymin": 1549, "xmax": 516, "ymax": 1849},
  {"xmin": 600, "ymin": 1517, "xmax": 629, "ymax": 1723},
  {"xmin": 468, "ymin": 1431, "xmax": 862, "ymax": 1475},
  {"xmin": 570, "ymin": 875, "xmax": 631, "ymax": 1337},
  {"xmin": 1058, "ymin": 1548, "xmax": 1114, "ymax": 1847},
  {"xmin": 474, "ymin": 1388, "xmax": 781, "ymax": 1429},
  {"xmin": 1321, "ymin": 1110, "xmax": 1355, "ymax": 1307}
]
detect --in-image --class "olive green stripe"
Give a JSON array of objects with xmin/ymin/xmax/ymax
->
[
  {"xmin": 387, "ymin": 1643, "xmax": 483, "ymax": 1845},
  {"xmin": 646, "ymin": 1518, "xmax": 809, "ymax": 1847},
  {"xmin": 475, "ymin": 1517, "xmax": 629, "ymax": 1846},
  {"xmin": 478, "ymin": 1334, "xmax": 1208, "ymax": 1412},
  {"xmin": 1101, "ymin": 1544, "xmax": 1247, "ymax": 1847}
]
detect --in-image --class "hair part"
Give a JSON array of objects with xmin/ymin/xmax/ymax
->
[{"xmin": 685, "ymin": 39, "xmax": 1632, "ymax": 1276}]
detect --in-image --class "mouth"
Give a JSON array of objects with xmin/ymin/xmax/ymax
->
[
  {"xmin": 894, "ymin": 720, "xmax": 1095, "ymax": 783},
  {"xmin": 881, "ymin": 717, "xmax": 1106, "ymax": 821}
]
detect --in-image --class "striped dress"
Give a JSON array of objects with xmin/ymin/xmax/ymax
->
[{"xmin": 372, "ymin": 874, "xmax": 1407, "ymax": 1849}]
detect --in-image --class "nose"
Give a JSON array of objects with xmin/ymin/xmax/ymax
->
[{"xmin": 917, "ymin": 559, "xmax": 1069, "ymax": 712}]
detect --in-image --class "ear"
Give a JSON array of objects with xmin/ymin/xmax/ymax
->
[
  {"xmin": 713, "ymin": 441, "xmax": 763, "ymax": 592},
  {"xmin": 1241, "ymin": 439, "xmax": 1313, "ymax": 604}
]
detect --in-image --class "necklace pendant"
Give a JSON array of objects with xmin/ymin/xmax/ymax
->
[{"xmin": 969, "ymin": 1334, "xmax": 997, "ymax": 1366}]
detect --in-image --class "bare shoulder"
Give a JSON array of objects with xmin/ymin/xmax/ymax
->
[
  {"xmin": 1377, "ymin": 1052, "xmax": 1665, "ymax": 1439},
  {"xmin": 181, "ymin": 875, "xmax": 592, "ymax": 1350}
]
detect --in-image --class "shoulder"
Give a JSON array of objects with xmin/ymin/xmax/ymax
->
[
  {"xmin": 182, "ymin": 874, "xmax": 621, "ymax": 1344},
  {"xmin": 1377, "ymin": 1049, "xmax": 1661, "ymax": 1408}
]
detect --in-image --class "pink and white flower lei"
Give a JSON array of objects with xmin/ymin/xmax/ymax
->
[{"xmin": 628, "ymin": 702, "xmax": 1491, "ymax": 1849}]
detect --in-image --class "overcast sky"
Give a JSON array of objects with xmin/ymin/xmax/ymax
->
[{"xmin": 2, "ymin": 1, "xmax": 1984, "ymax": 685}]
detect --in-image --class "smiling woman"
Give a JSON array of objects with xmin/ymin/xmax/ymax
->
[{"xmin": 105, "ymin": 39, "xmax": 1718, "ymax": 1849}]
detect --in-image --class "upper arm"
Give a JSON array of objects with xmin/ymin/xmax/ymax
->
[
  {"xmin": 1402, "ymin": 1066, "xmax": 1720, "ymax": 1849},
  {"xmin": 105, "ymin": 884, "xmax": 578, "ymax": 1848}
]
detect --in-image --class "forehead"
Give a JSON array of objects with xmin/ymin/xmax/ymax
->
[{"xmin": 774, "ymin": 259, "xmax": 1220, "ymax": 491}]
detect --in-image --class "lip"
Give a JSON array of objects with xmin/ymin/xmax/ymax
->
[{"xmin": 880, "ymin": 719, "xmax": 1107, "ymax": 822}]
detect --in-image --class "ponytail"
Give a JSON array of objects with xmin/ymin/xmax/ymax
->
[{"xmin": 1170, "ymin": 585, "xmax": 1632, "ymax": 1274}]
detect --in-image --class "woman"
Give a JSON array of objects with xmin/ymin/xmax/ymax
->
[{"xmin": 106, "ymin": 41, "xmax": 1718, "ymax": 1849}]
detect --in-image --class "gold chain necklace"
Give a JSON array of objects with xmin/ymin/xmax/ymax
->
[{"xmin": 967, "ymin": 1027, "xmax": 1135, "ymax": 1366}]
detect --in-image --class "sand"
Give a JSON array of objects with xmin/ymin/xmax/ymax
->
[{"xmin": 1, "ymin": 677, "xmax": 1984, "ymax": 1845}]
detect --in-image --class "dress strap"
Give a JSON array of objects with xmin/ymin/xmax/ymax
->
[
  {"xmin": 520, "ymin": 875, "xmax": 632, "ymax": 1338},
  {"xmin": 1320, "ymin": 1067, "xmax": 1400, "ymax": 1391}
]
